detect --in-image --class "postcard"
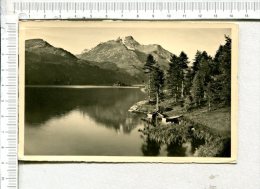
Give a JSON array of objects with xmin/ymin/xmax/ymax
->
[{"xmin": 19, "ymin": 21, "xmax": 238, "ymax": 162}]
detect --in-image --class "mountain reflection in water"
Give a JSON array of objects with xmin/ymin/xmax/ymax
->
[
  {"xmin": 25, "ymin": 87, "xmax": 145, "ymax": 134},
  {"xmin": 25, "ymin": 87, "xmax": 199, "ymax": 156}
]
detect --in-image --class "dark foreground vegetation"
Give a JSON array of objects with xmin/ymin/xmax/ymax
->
[
  {"xmin": 132, "ymin": 36, "xmax": 232, "ymax": 157},
  {"xmin": 138, "ymin": 106, "xmax": 231, "ymax": 157}
]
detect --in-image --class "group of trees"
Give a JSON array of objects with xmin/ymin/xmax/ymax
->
[
  {"xmin": 143, "ymin": 54, "xmax": 165, "ymax": 109},
  {"xmin": 143, "ymin": 35, "xmax": 232, "ymax": 111}
]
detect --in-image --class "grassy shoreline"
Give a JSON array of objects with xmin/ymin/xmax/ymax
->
[{"xmin": 130, "ymin": 100, "xmax": 231, "ymax": 157}]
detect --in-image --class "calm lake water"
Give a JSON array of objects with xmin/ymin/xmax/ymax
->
[{"xmin": 25, "ymin": 87, "xmax": 195, "ymax": 156}]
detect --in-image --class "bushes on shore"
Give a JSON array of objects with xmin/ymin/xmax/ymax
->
[{"xmin": 140, "ymin": 117, "xmax": 231, "ymax": 157}]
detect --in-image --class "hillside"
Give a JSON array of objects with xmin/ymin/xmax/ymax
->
[
  {"xmin": 25, "ymin": 39, "xmax": 141, "ymax": 85},
  {"xmin": 78, "ymin": 37, "xmax": 144, "ymax": 76},
  {"xmin": 78, "ymin": 36, "xmax": 173, "ymax": 75}
]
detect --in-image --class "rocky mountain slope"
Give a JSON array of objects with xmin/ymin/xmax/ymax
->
[
  {"xmin": 25, "ymin": 39, "xmax": 141, "ymax": 85},
  {"xmin": 78, "ymin": 36, "xmax": 173, "ymax": 76}
]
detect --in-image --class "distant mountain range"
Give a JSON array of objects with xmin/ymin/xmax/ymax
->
[
  {"xmin": 25, "ymin": 36, "xmax": 173, "ymax": 85},
  {"xmin": 77, "ymin": 36, "xmax": 173, "ymax": 75}
]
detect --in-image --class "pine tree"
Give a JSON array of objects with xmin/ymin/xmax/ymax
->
[
  {"xmin": 221, "ymin": 36, "xmax": 231, "ymax": 105},
  {"xmin": 205, "ymin": 77, "xmax": 223, "ymax": 111},
  {"xmin": 191, "ymin": 72, "xmax": 204, "ymax": 106},
  {"xmin": 192, "ymin": 51, "xmax": 211, "ymax": 76},
  {"xmin": 150, "ymin": 65, "xmax": 164, "ymax": 109},
  {"xmin": 190, "ymin": 58, "xmax": 210, "ymax": 107},
  {"xmin": 214, "ymin": 36, "xmax": 232, "ymax": 105},
  {"xmin": 184, "ymin": 67, "xmax": 193, "ymax": 96},
  {"xmin": 143, "ymin": 54, "xmax": 156, "ymax": 101},
  {"xmin": 178, "ymin": 51, "xmax": 189, "ymax": 98},
  {"xmin": 143, "ymin": 54, "xmax": 164, "ymax": 104},
  {"xmin": 166, "ymin": 55, "xmax": 181, "ymax": 102},
  {"xmin": 192, "ymin": 51, "xmax": 202, "ymax": 73},
  {"xmin": 179, "ymin": 51, "xmax": 189, "ymax": 70}
]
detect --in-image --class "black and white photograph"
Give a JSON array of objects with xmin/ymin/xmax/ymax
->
[{"xmin": 18, "ymin": 21, "xmax": 238, "ymax": 162}]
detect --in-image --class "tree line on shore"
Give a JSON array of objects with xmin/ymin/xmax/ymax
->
[{"xmin": 143, "ymin": 35, "xmax": 232, "ymax": 111}]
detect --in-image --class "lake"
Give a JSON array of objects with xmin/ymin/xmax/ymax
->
[{"xmin": 25, "ymin": 86, "xmax": 196, "ymax": 156}]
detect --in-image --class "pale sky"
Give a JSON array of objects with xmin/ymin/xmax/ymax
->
[{"xmin": 20, "ymin": 21, "xmax": 232, "ymax": 61}]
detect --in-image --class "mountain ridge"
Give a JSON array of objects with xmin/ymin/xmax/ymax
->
[
  {"xmin": 77, "ymin": 36, "xmax": 173, "ymax": 75},
  {"xmin": 25, "ymin": 37, "xmax": 174, "ymax": 85},
  {"xmin": 26, "ymin": 39, "xmax": 78, "ymax": 62},
  {"xmin": 25, "ymin": 39, "xmax": 142, "ymax": 85}
]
